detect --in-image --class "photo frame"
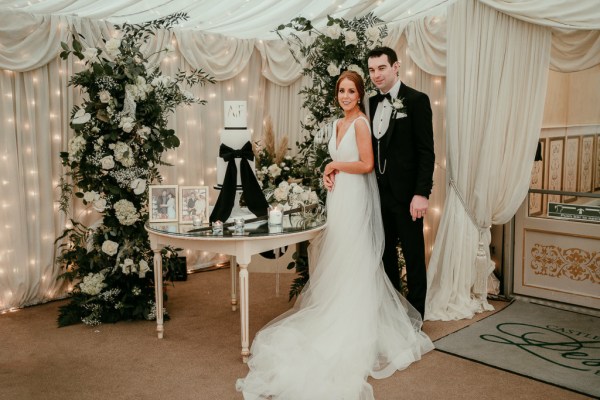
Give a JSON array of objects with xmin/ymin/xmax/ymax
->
[
  {"xmin": 149, "ymin": 185, "xmax": 179, "ymax": 222},
  {"xmin": 562, "ymin": 136, "xmax": 579, "ymax": 203},
  {"xmin": 179, "ymin": 186, "xmax": 209, "ymax": 224},
  {"xmin": 528, "ymin": 139, "xmax": 544, "ymax": 216}
]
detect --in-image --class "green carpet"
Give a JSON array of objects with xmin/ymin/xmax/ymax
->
[{"xmin": 434, "ymin": 301, "xmax": 600, "ymax": 398}]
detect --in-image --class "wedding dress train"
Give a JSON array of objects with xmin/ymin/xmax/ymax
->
[{"xmin": 236, "ymin": 116, "xmax": 433, "ymax": 399}]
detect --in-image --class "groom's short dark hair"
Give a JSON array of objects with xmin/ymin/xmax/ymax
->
[{"xmin": 367, "ymin": 47, "xmax": 398, "ymax": 66}]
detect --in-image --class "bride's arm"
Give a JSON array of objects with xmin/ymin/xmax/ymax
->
[{"xmin": 324, "ymin": 118, "xmax": 374, "ymax": 175}]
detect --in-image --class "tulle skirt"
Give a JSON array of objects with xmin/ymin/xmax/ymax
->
[{"xmin": 236, "ymin": 171, "xmax": 433, "ymax": 399}]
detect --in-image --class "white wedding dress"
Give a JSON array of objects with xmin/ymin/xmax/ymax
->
[{"xmin": 236, "ymin": 116, "xmax": 433, "ymax": 399}]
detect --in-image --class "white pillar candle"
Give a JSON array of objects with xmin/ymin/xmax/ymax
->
[{"xmin": 268, "ymin": 207, "xmax": 283, "ymax": 226}]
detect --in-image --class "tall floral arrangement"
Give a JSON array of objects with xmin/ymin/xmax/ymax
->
[
  {"xmin": 56, "ymin": 13, "xmax": 214, "ymax": 326},
  {"xmin": 275, "ymin": 13, "xmax": 387, "ymax": 201}
]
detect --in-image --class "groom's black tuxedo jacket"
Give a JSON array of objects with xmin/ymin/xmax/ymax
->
[{"xmin": 369, "ymin": 82, "xmax": 435, "ymax": 206}]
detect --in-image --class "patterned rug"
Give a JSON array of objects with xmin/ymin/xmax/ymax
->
[{"xmin": 434, "ymin": 301, "xmax": 600, "ymax": 398}]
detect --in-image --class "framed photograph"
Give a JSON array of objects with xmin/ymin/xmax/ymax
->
[
  {"xmin": 562, "ymin": 136, "xmax": 579, "ymax": 202},
  {"xmin": 179, "ymin": 186, "xmax": 209, "ymax": 224},
  {"xmin": 528, "ymin": 139, "xmax": 544, "ymax": 216},
  {"xmin": 149, "ymin": 185, "xmax": 178, "ymax": 222},
  {"xmin": 546, "ymin": 137, "xmax": 564, "ymax": 207}
]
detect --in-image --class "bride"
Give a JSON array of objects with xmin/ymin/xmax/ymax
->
[{"xmin": 236, "ymin": 70, "xmax": 433, "ymax": 399}]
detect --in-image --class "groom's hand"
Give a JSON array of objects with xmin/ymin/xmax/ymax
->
[{"xmin": 410, "ymin": 195, "xmax": 428, "ymax": 221}]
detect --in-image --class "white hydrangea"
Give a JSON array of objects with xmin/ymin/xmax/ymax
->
[
  {"xmin": 68, "ymin": 135, "xmax": 87, "ymax": 162},
  {"xmin": 344, "ymin": 30, "xmax": 358, "ymax": 46},
  {"xmin": 151, "ymin": 75, "xmax": 173, "ymax": 87},
  {"xmin": 114, "ymin": 199, "xmax": 139, "ymax": 225},
  {"xmin": 79, "ymin": 272, "xmax": 106, "ymax": 296},
  {"xmin": 327, "ymin": 62, "xmax": 340, "ymax": 77},
  {"xmin": 101, "ymin": 240, "xmax": 119, "ymax": 256},
  {"xmin": 112, "ymin": 141, "xmax": 135, "ymax": 167},
  {"xmin": 325, "ymin": 23, "xmax": 342, "ymax": 39}
]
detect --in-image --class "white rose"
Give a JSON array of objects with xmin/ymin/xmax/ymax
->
[
  {"xmin": 130, "ymin": 178, "xmax": 146, "ymax": 195},
  {"xmin": 99, "ymin": 90, "xmax": 111, "ymax": 103},
  {"xmin": 101, "ymin": 240, "xmax": 119, "ymax": 256},
  {"xmin": 100, "ymin": 155, "xmax": 115, "ymax": 170},
  {"xmin": 134, "ymin": 55, "xmax": 142, "ymax": 64},
  {"xmin": 267, "ymin": 164, "xmax": 282, "ymax": 178},
  {"xmin": 292, "ymin": 184, "xmax": 305, "ymax": 194},
  {"xmin": 344, "ymin": 30, "xmax": 358, "ymax": 46},
  {"xmin": 82, "ymin": 47, "xmax": 99, "ymax": 63},
  {"xmin": 121, "ymin": 258, "xmax": 135, "ymax": 275},
  {"xmin": 119, "ymin": 116, "xmax": 135, "ymax": 133},
  {"xmin": 273, "ymin": 187, "xmax": 288, "ymax": 202},
  {"xmin": 138, "ymin": 260, "xmax": 150, "ymax": 278},
  {"xmin": 278, "ymin": 181, "xmax": 290, "ymax": 190},
  {"xmin": 105, "ymin": 38, "xmax": 121, "ymax": 56},
  {"xmin": 347, "ymin": 64, "xmax": 364, "ymax": 79},
  {"xmin": 83, "ymin": 191, "xmax": 100, "ymax": 203},
  {"xmin": 72, "ymin": 108, "xmax": 91, "ymax": 125},
  {"xmin": 304, "ymin": 113, "xmax": 316, "ymax": 127},
  {"xmin": 327, "ymin": 62, "xmax": 340, "ymax": 77},
  {"xmin": 93, "ymin": 198, "xmax": 107, "ymax": 212},
  {"xmin": 365, "ymin": 26, "xmax": 380, "ymax": 42},
  {"xmin": 325, "ymin": 23, "xmax": 342, "ymax": 39}
]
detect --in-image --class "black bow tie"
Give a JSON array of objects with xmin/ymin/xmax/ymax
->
[{"xmin": 375, "ymin": 92, "xmax": 392, "ymax": 103}]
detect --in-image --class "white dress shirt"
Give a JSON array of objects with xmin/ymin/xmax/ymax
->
[{"xmin": 373, "ymin": 79, "xmax": 402, "ymax": 139}]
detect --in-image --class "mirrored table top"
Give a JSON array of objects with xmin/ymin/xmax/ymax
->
[{"xmin": 146, "ymin": 217, "xmax": 326, "ymax": 239}]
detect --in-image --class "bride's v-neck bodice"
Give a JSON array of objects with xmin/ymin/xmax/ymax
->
[{"xmin": 328, "ymin": 116, "xmax": 369, "ymax": 163}]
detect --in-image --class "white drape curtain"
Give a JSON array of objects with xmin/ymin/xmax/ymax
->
[
  {"xmin": 0, "ymin": 0, "xmax": 598, "ymax": 314},
  {"xmin": 425, "ymin": 0, "xmax": 552, "ymax": 320}
]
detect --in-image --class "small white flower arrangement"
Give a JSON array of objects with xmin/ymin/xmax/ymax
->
[{"xmin": 391, "ymin": 98, "xmax": 407, "ymax": 119}]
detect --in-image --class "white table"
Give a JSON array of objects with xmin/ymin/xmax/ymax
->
[{"xmin": 145, "ymin": 220, "xmax": 325, "ymax": 362}]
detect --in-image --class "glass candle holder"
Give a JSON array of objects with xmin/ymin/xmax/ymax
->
[
  {"xmin": 212, "ymin": 220, "xmax": 223, "ymax": 235},
  {"xmin": 233, "ymin": 217, "xmax": 245, "ymax": 234},
  {"xmin": 192, "ymin": 215, "xmax": 202, "ymax": 227},
  {"xmin": 268, "ymin": 206, "xmax": 283, "ymax": 227}
]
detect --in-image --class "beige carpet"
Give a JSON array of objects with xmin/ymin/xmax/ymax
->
[{"xmin": 0, "ymin": 268, "xmax": 593, "ymax": 400}]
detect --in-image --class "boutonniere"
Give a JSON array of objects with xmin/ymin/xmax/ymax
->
[{"xmin": 391, "ymin": 98, "xmax": 407, "ymax": 119}]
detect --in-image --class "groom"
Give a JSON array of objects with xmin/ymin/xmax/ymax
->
[{"xmin": 367, "ymin": 47, "xmax": 435, "ymax": 317}]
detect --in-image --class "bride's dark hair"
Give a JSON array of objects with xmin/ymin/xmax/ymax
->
[{"xmin": 335, "ymin": 70, "xmax": 366, "ymax": 114}]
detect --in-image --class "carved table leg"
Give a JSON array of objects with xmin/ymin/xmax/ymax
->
[
  {"xmin": 238, "ymin": 261, "xmax": 250, "ymax": 362},
  {"xmin": 230, "ymin": 255, "xmax": 238, "ymax": 311},
  {"xmin": 153, "ymin": 248, "xmax": 164, "ymax": 339}
]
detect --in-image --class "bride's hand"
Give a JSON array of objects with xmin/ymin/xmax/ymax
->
[
  {"xmin": 324, "ymin": 162, "xmax": 337, "ymax": 176},
  {"xmin": 323, "ymin": 173, "xmax": 335, "ymax": 191}
]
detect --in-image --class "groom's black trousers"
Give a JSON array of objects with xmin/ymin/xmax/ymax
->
[{"xmin": 381, "ymin": 201, "xmax": 427, "ymax": 318}]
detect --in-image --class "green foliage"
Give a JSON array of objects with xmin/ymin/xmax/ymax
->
[{"xmin": 56, "ymin": 13, "xmax": 214, "ymax": 326}]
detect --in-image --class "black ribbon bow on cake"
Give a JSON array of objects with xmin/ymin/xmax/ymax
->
[{"xmin": 209, "ymin": 141, "xmax": 268, "ymax": 223}]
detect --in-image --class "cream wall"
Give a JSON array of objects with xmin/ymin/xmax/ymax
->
[{"xmin": 543, "ymin": 65, "xmax": 600, "ymax": 127}]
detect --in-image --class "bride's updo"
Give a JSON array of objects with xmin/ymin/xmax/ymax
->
[{"xmin": 335, "ymin": 70, "xmax": 366, "ymax": 114}]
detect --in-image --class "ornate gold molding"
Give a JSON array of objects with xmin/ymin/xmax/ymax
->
[{"xmin": 530, "ymin": 244, "xmax": 599, "ymax": 284}]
